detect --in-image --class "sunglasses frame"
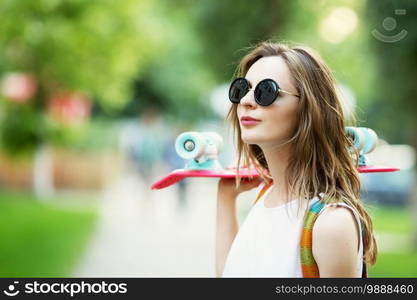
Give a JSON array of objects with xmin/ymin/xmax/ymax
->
[{"xmin": 229, "ymin": 77, "xmax": 300, "ymax": 106}]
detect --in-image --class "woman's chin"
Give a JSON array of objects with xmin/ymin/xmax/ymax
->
[{"xmin": 241, "ymin": 133, "xmax": 262, "ymax": 145}]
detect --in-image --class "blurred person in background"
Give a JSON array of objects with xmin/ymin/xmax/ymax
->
[{"xmin": 121, "ymin": 106, "xmax": 167, "ymax": 189}]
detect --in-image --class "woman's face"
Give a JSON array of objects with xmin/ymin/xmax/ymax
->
[{"xmin": 236, "ymin": 56, "xmax": 300, "ymax": 149}]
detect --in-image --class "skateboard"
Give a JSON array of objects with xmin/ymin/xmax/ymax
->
[
  {"xmin": 151, "ymin": 167, "xmax": 259, "ymax": 190},
  {"xmin": 151, "ymin": 128, "xmax": 400, "ymax": 190}
]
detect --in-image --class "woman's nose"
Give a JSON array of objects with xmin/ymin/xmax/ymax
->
[{"xmin": 239, "ymin": 89, "xmax": 257, "ymax": 108}]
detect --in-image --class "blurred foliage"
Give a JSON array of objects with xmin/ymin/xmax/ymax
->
[
  {"xmin": 369, "ymin": 204, "xmax": 417, "ymax": 277},
  {"xmin": 0, "ymin": 0, "xmax": 159, "ymax": 107},
  {"xmin": 280, "ymin": 0, "xmax": 376, "ymax": 117},
  {"xmin": 0, "ymin": 103, "xmax": 44, "ymax": 155},
  {"xmin": 369, "ymin": 252, "xmax": 417, "ymax": 277},
  {"xmin": 0, "ymin": 0, "xmax": 162, "ymax": 154},
  {"xmin": 169, "ymin": 0, "xmax": 291, "ymax": 81},
  {"xmin": 0, "ymin": 189, "xmax": 97, "ymax": 276},
  {"xmin": 1, "ymin": 0, "xmax": 416, "ymax": 153},
  {"xmin": 371, "ymin": 204, "xmax": 412, "ymax": 233},
  {"xmin": 125, "ymin": 2, "xmax": 217, "ymax": 121},
  {"xmin": 365, "ymin": 0, "xmax": 417, "ymax": 144}
]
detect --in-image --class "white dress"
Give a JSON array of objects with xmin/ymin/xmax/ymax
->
[{"xmin": 222, "ymin": 182, "xmax": 364, "ymax": 277}]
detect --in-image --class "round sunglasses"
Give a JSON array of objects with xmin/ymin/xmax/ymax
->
[{"xmin": 228, "ymin": 77, "xmax": 300, "ymax": 106}]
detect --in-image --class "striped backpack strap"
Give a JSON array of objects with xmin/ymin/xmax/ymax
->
[
  {"xmin": 300, "ymin": 199, "xmax": 369, "ymax": 278},
  {"xmin": 300, "ymin": 199, "xmax": 326, "ymax": 277},
  {"xmin": 254, "ymin": 181, "xmax": 273, "ymax": 204}
]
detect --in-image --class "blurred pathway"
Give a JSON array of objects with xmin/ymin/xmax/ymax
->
[{"xmin": 74, "ymin": 170, "xmax": 220, "ymax": 277}]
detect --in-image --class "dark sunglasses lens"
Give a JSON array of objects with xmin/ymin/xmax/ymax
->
[
  {"xmin": 255, "ymin": 80, "xmax": 278, "ymax": 106},
  {"xmin": 229, "ymin": 78, "xmax": 249, "ymax": 103}
]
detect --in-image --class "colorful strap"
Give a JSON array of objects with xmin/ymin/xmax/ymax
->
[
  {"xmin": 300, "ymin": 200, "xmax": 326, "ymax": 277},
  {"xmin": 254, "ymin": 181, "xmax": 273, "ymax": 204},
  {"xmin": 300, "ymin": 199, "xmax": 368, "ymax": 278}
]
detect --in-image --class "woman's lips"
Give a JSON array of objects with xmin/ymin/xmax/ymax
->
[{"xmin": 241, "ymin": 119, "xmax": 261, "ymax": 126}]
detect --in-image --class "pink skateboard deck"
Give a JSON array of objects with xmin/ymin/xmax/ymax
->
[
  {"xmin": 151, "ymin": 168, "xmax": 259, "ymax": 190},
  {"xmin": 357, "ymin": 165, "xmax": 400, "ymax": 173},
  {"xmin": 151, "ymin": 165, "xmax": 400, "ymax": 190}
]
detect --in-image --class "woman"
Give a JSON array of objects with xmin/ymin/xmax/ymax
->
[{"xmin": 216, "ymin": 42, "xmax": 377, "ymax": 277}]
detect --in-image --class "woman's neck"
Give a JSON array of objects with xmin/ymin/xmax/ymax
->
[{"xmin": 261, "ymin": 142, "xmax": 293, "ymax": 203}]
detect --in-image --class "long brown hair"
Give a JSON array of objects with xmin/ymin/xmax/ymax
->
[{"xmin": 226, "ymin": 41, "xmax": 377, "ymax": 266}]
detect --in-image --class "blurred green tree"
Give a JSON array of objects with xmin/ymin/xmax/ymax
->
[
  {"xmin": 365, "ymin": 0, "xmax": 417, "ymax": 144},
  {"xmin": 127, "ymin": 3, "xmax": 217, "ymax": 122},
  {"xmin": 279, "ymin": 0, "xmax": 375, "ymax": 115},
  {"xmin": 365, "ymin": 0, "xmax": 417, "ymax": 248},
  {"xmin": 0, "ymin": 0, "xmax": 161, "ymax": 154},
  {"xmin": 124, "ymin": 0, "xmax": 291, "ymax": 123},
  {"xmin": 171, "ymin": 0, "xmax": 291, "ymax": 82}
]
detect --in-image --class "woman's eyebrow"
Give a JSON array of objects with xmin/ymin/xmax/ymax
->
[{"xmin": 245, "ymin": 78, "xmax": 283, "ymax": 87}]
